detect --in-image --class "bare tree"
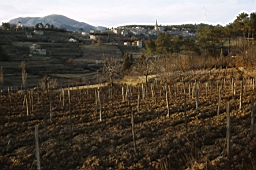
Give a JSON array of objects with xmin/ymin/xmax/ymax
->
[
  {"xmin": 38, "ymin": 76, "xmax": 58, "ymax": 92},
  {"xmin": 133, "ymin": 55, "xmax": 160, "ymax": 85},
  {"xmin": 102, "ymin": 55, "xmax": 122, "ymax": 86},
  {"xmin": 20, "ymin": 61, "xmax": 27, "ymax": 89}
]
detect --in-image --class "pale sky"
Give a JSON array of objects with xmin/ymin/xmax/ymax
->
[{"xmin": 1, "ymin": 0, "xmax": 256, "ymax": 27}]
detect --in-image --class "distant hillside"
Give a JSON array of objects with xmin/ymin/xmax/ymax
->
[{"xmin": 9, "ymin": 14, "xmax": 106, "ymax": 32}]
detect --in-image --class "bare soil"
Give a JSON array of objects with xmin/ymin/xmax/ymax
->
[{"xmin": 0, "ymin": 68, "xmax": 256, "ymax": 170}]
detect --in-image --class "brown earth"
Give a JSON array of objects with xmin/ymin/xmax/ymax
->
[{"xmin": 0, "ymin": 68, "xmax": 256, "ymax": 170}]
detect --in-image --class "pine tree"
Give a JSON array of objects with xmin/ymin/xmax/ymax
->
[{"xmin": 122, "ymin": 53, "xmax": 133, "ymax": 74}]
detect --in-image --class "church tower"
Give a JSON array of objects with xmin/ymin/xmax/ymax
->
[{"xmin": 154, "ymin": 19, "xmax": 158, "ymax": 31}]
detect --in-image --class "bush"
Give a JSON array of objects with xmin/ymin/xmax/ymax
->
[{"xmin": 0, "ymin": 46, "xmax": 10, "ymax": 61}]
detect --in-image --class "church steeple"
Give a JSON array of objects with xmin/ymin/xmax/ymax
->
[{"xmin": 154, "ymin": 19, "xmax": 158, "ymax": 31}]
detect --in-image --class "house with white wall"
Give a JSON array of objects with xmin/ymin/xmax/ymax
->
[
  {"xmin": 124, "ymin": 42, "xmax": 131, "ymax": 46},
  {"xmin": 68, "ymin": 38, "xmax": 77, "ymax": 42},
  {"xmin": 90, "ymin": 35, "xmax": 98, "ymax": 40},
  {"xmin": 33, "ymin": 30, "xmax": 44, "ymax": 35},
  {"xmin": 16, "ymin": 21, "xmax": 23, "ymax": 30},
  {"xmin": 121, "ymin": 29, "xmax": 129, "ymax": 36}
]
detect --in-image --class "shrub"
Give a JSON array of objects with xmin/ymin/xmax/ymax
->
[{"xmin": 0, "ymin": 46, "xmax": 10, "ymax": 61}]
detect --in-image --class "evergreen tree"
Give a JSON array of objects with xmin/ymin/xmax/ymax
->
[
  {"xmin": 172, "ymin": 35, "xmax": 182, "ymax": 54},
  {"xmin": 1, "ymin": 22, "xmax": 10, "ymax": 30},
  {"xmin": 145, "ymin": 38, "xmax": 156, "ymax": 55},
  {"xmin": 155, "ymin": 32, "xmax": 172, "ymax": 54},
  {"xmin": 121, "ymin": 53, "xmax": 133, "ymax": 73}
]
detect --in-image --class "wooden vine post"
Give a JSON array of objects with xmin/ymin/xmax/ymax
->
[
  {"xmin": 95, "ymin": 89, "xmax": 98, "ymax": 115},
  {"xmin": 184, "ymin": 92, "xmax": 188, "ymax": 132},
  {"xmin": 253, "ymin": 78, "xmax": 255, "ymax": 92},
  {"xmin": 233, "ymin": 83, "xmax": 236, "ymax": 97},
  {"xmin": 122, "ymin": 86, "xmax": 125, "ymax": 102},
  {"xmin": 231, "ymin": 78, "xmax": 234, "ymax": 100},
  {"xmin": 142, "ymin": 84, "xmax": 145, "ymax": 100},
  {"xmin": 196, "ymin": 88, "xmax": 199, "ymax": 110},
  {"xmin": 165, "ymin": 83, "xmax": 170, "ymax": 118},
  {"xmin": 62, "ymin": 88, "xmax": 65, "ymax": 108},
  {"xmin": 251, "ymin": 95, "xmax": 255, "ymax": 138},
  {"xmin": 126, "ymin": 87, "xmax": 136, "ymax": 153},
  {"xmin": 192, "ymin": 85, "xmax": 195, "ymax": 99},
  {"xmin": 131, "ymin": 109, "xmax": 136, "ymax": 153},
  {"xmin": 188, "ymin": 83, "xmax": 191, "ymax": 101},
  {"xmin": 59, "ymin": 89, "xmax": 61, "ymax": 104},
  {"xmin": 49, "ymin": 94, "xmax": 52, "ymax": 123},
  {"xmin": 239, "ymin": 81, "xmax": 243, "ymax": 110},
  {"xmin": 226, "ymin": 102, "xmax": 231, "ymax": 158},
  {"xmin": 217, "ymin": 87, "xmax": 221, "ymax": 116},
  {"xmin": 97, "ymin": 87, "xmax": 102, "ymax": 121},
  {"xmin": 8, "ymin": 86, "xmax": 10, "ymax": 97},
  {"xmin": 35, "ymin": 125, "xmax": 41, "ymax": 170},
  {"xmin": 31, "ymin": 90, "xmax": 34, "ymax": 113},
  {"xmin": 68, "ymin": 88, "xmax": 73, "ymax": 146},
  {"xmin": 42, "ymin": 93, "xmax": 47, "ymax": 131},
  {"xmin": 137, "ymin": 95, "xmax": 140, "ymax": 113},
  {"xmin": 26, "ymin": 95, "xmax": 29, "ymax": 116},
  {"xmin": 205, "ymin": 82, "xmax": 208, "ymax": 97},
  {"xmin": 239, "ymin": 90, "xmax": 242, "ymax": 110}
]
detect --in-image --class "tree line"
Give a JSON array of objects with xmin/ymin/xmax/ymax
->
[
  {"xmin": 1, "ymin": 22, "xmax": 67, "ymax": 32},
  {"xmin": 145, "ymin": 12, "xmax": 256, "ymax": 58}
]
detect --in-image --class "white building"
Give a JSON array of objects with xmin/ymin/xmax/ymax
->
[
  {"xmin": 16, "ymin": 21, "xmax": 23, "ymax": 30},
  {"xmin": 112, "ymin": 28, "xmax": 121, "ymax": 35},
  {"xmin": 33, "ymin": 30, "xmax": 44, "ymax": 35},
  {"xmin": 68, "ymin": 38, "xmax": 77, "ymax": 42},
  {"xmin": 124, "ymin": 42, "xmax": 131, "ymax": 46},
  {"xmin": 90, "ymin": 35, "xmax": 97, "ymax": 40},
  {"xmin": 81, "ymin": 32, "xmax": 89, "ymax": 36},
  {"xmin": 137, "ymin": 40, "xmax": 142, "ymax": 48},
  {"xmin": 121, "ymin": 29, "xmax": 129, "ymax": 36}
]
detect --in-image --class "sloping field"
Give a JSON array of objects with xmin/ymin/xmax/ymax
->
[
  {"xmin": 0, "ymin": 68, "xmax": 256, "ymax": 170},
  {"xmin": 78, "ymin": 44, "xmax": 123, "ymax": 62}
]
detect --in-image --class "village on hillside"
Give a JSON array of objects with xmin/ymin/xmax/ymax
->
[{"xmin": 1, "ymin": 20, "xmax": 196, "ymax": 49}]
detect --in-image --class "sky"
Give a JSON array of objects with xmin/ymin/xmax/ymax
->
[{"xmin": 1, "ymin": 0, "xmax": 256, "ymax": 27}]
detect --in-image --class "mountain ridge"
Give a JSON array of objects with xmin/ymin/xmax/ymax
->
[{"xmin": 8, "ymin": 14, "xmax": 106, "ymax": 31}]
